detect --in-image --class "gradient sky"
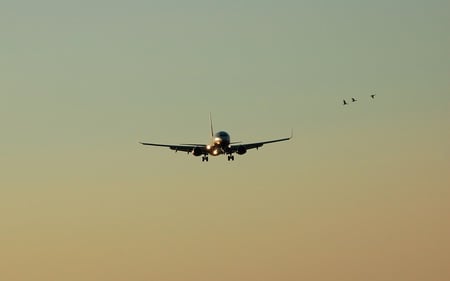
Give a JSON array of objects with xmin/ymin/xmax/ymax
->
[{"xmin": 1, "ymin": 1, "xmax": 450, "ymax": 280}]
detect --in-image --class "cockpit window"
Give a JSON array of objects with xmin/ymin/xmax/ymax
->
[{"xmin": 215, "ymin": 131, "xmax": 230, "ymax": 138}]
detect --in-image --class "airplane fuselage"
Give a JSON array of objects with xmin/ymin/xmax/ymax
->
[{"xmin": 206, "ymin": 131, "xmax": 231, "ymax": 156}]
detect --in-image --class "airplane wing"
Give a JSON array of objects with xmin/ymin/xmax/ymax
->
[
  {"xmin": 139, "ymin": 142, "xmax": 207, "ymax": 154},
  {"xmin": 229, "ymin": 135, "xmax": 292, "ymax": 152}
]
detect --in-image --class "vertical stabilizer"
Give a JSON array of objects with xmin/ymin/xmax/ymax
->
[{"xmin": 209, "ymin": 112, "xmax": 214, "ymax": 137}]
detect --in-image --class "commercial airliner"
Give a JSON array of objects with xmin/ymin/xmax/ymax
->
[{"xmin": 140, "ymin": 115, "xmax": 292, "ymax": 162}]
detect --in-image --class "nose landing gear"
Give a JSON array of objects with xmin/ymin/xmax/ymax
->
[
  {"xmin": 227, "ymin": 155, "xmax": 235, "ymax": 161},
  {"xmin": 202, "ymin": 155, "xmax": 209, "ymax": 162}
]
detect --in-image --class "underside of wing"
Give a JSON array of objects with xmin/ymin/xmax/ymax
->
[
  {"xmin": 229, "ymin": 135, "xmax": 291, "ymax": 153},
  {"xmin": 140, "ymin": 142, "xmax": 207, "ymax": 154}
]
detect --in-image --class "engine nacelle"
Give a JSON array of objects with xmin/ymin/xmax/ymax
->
[
  {"xmin": 236, "ymin": 146, "xmax": 247, "ymax": 155},
  {"xmin": 192, "ymin": 147, "xmax": 203, "ymax": 157}
]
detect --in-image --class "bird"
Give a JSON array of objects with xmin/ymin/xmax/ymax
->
[
  {"xmin": 343, "ymin": 99, "xmax": 348, "ymax": 105},
  {"xmin": 351, "ymin": 97, "xmax": 357, "ymax": 102},
  {"xmin": 370, "ymin": 94, "xmax": 376, "ymax": 99}
]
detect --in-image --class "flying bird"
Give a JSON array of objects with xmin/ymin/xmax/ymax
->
[
  {"xmin": 351, "ymin": 97, "xmax": 357, "ymax": 102},
  {"xmin": 370, "ymin": 94, "xmax": 376, "ymax": 99},
  {"xmin": 343, "ymin": 99, "xmax": 348, "ymax": 105}
]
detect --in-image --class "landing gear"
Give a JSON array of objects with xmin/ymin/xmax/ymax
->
[
  {"xmin": 227, "ymin": 155, "xmax": 235, "ymax": 161},
  {"xmin": 202, "ymin": 155, "xmax": 209, "ymax": 162}
]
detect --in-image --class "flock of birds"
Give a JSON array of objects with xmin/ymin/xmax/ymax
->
[{"xmin": 342, "ymin": 94, "xmax": 376, "ymax": 105}]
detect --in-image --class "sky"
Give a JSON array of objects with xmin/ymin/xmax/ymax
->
[{"xmin": 1, "ymin": 0, "xmax": 450, "ymax": 280}]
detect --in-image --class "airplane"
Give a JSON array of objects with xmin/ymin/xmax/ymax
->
[{"xmin": 140, "ymin": 114, "xmax": 292, "ymax": 162}]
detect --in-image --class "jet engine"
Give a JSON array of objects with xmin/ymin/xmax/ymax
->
[
  {"xmin": 236, "ymin": 146, "xmax": 247, "ymax": 155},
  {"xmin": 192, "ymin": 147, "xmax": 203, "ymax": 156}
]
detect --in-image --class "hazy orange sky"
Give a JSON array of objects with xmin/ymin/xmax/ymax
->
[{"xmin": 1, "ymin": 1, "xmax": 449, "ymax": 280}]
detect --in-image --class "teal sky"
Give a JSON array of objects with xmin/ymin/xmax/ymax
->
[{"xmin": 1, "ymin": 1, "xmax": 450, "ymax": 280}]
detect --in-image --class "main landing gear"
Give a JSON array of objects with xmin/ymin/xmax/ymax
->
[{"xmin": 201, "ymin": 154, "xmax": 234, "ymax": 162}]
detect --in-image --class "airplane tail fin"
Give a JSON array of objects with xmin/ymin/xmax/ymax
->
[{"xmin": 209, "ymin": 112, "xmax": 214, "ymax": 137}]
